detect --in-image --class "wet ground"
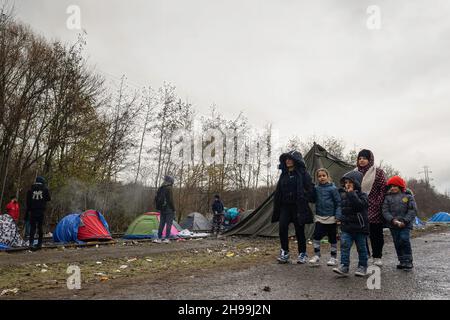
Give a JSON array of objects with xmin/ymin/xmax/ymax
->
[{"xmin": 1, "ymin": 226, "xmax": 449, "ymax": 300}]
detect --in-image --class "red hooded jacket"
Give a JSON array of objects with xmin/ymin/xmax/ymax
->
[{"xmin": 6, "ymin": 200, "xmax": 20, "ymax": 222}]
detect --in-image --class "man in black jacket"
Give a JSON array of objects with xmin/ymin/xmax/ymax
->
[
  {"xmin": 26, "ymin": 176, "xmax": 51, "ymax": 250},
  {"xmin": 272, "ymin": 150, "xmax": 315, "ymax": 264},
  {"xmin": 154, "ymin": 175, "xmax": 176, "ymax": 243}
]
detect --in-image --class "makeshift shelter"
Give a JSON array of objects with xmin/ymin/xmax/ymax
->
[
  {"xmin": 180, "ymin": 212, "xmax": 212, "ymax": 231},
  {"xmin": 53, "ymin": 210, "xmax": 112, "ymax": 243},
  {"xmin": 0, "ymin": 214, "xmax": 27, "ymax": 249},
  {"xmin": 428, "ymin": 212, "xmax": 450, "ymax": 223},
  {"xmin": 224, "ymin": 143, "xmax": 355, "ymax": 238},
  {"xmin": 124, "ymin": 212, "xmax": 182, "ymax": 239}
]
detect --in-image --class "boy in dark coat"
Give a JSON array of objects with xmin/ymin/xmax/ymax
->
[
  {"xmin": 382, "ymin": 176, "xmax": 417, "ymax": 270},
  {"xmin": 272, "ymin": 150, "xmax": 315, "ymax": 264},
  {"xmin": 26, "ymin": 176, "xmax": 51, "ymax": 250},
  {"xmin": 333, "ymin": 171, "xmax": 369, "ymax": 277}
]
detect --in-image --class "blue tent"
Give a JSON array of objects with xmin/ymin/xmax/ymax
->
[
  {"xmin": 53, "ymin": 211, "xmax": 111, "ymax": 243},
  {"xmin": 53, "ymin": 213, "xmax": 83, "ymax": 244},
  {"xmin": 427, "ymin": 212, "xmax": 450, "ymax": 223}
]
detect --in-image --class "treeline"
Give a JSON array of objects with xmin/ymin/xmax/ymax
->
[{"xmin": 1, "ymin": 9, "xmax": 447, "ymax": 233}]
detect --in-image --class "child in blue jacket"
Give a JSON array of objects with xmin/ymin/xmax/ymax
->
[{"xmin": 309, "ymin": 168, "xmax": 341, "ymax": 267}]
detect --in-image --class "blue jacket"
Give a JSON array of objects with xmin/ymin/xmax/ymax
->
[{"xmin": 314, "ymin": 183, "xmax": 341, "ymax": 217}]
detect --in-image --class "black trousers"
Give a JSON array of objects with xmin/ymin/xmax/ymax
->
[
  {"xmin": 369, "ymin": 223, "xmax": 385, "ymax": 259},
  {"xmin": 29, "ymin": 212, "xmax": 44, "ymax": 247},
  {"xmin": 279, "ymin": 204, "xmax": 306, "ymax": 254}
]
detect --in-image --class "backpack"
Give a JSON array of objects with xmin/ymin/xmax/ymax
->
[{"xmin": 155, "ymin": 187, "xmax": 167, "ymax": 211}]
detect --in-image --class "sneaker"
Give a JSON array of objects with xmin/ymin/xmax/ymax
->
[
  {"xmin": 162, "ymin": 239, "xmax": 170, "ymax": 243},
  {"xmin": 277, "ymin": 249, "xmax": 290, "ymax": 264},
  {"xmin": 309, "ymin": 255, "xmax": 320, "ymax": 265},
  {"xmin": 396, "ymin": 262, "xmax": 405, "ymax": 270},
  {"xmin": 327, "ymin": 257, "xmax": 338, "ymax": 266},
  {"xmin": 153, "ymin": 239, "xmax": 162, "ymax": 243},
  {"xmin": 333, "ymin": 265, "xmax": 349, "ymax": 277},
  {"xmin": 297, "ymin": 252, "xmax": 308, "ymax": 264},
  {"xmin": 373, "ymin": 258, "xmax": 383, "ymax": 267},
  {"xmin": 355, "ymin": 266, "xmax": 368, "ymax": 277}
]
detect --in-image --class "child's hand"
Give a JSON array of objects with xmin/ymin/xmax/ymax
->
[{"xmin": 336, "ymin": 220, "xmax": 341, "ymax": 225}]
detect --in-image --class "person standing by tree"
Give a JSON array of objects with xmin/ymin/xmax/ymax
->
[
  {"xmin": 272, "ymin": 150, "xmax": 315, "ymax": 264},
  {"xmin": 154, "ymin": 175, "xmax": 176, "ymax": 243},
  {"xmin": 211, "ymin": 194, "xmax": 225, "ymax": 236},
  {"xmin": 356, "ymin": 149, "xmax": 387, "ymax": 266},
  {"xmin": 26, "ymin": 176, "xmax": 51, "ymax": 251}
]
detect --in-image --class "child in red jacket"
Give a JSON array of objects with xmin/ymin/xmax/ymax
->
[{"xmin": 5, "ymin": 196, "xmax": 20, "ymax": 223}]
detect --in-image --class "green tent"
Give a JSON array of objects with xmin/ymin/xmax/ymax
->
[
  {"xmin": 124, "ymin": 212, "xmax": 183, "ymax": 239},
  {"xmin": 223, "ymin": 143, "xmax": 355, "ymax": 238}
]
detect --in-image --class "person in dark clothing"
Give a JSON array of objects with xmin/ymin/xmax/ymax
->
[
  {"xmin": 272, "ymin": 150, "xmax": 315, "ymax": 264},
  {"xmin": 211, "ymin": 194, "xmax": 224, "ymax": 236},
  {"xmin": 333, "ymin": 171, "xmax": 369, "ymax": 277},
  {"xmin": 154, "ymin": 175, "xmax": 176, "ymax": 243},
  {"xmin": 26, "ymin": 176, "xmax": 51, "ymax": 251}
]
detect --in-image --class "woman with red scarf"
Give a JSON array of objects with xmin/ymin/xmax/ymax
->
[{"xmin": 356, "ymin": 149, "xmax": 387, "ymax": 267}]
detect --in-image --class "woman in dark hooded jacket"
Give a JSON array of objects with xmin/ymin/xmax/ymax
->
[{"xmin": 272, "ymin": 150, "xmax": 315, "ymax": 264}]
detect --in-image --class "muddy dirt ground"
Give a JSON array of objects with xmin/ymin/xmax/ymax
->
[{"xmin": 0, "ymin": 225, "xmax": 449, "ymax": 300}]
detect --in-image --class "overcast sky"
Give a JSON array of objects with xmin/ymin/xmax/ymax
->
[{"xmin": 13, "ymin": 0, "xmax": 450, "ymax": 193}]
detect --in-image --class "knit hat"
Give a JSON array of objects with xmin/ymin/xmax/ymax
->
[
  {"xmin": 387, "ymin": 176, "xmax": 407, "ymax": 192},
  {"xmin": 357, "ymin": 149, "xmax": 372, "ymax": 161},
  {"xmin": 163, "ymin": 175, "xmax": 174, "ymax": 185}
]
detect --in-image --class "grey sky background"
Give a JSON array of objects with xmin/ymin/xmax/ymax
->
[{"xmin": 14, "ymin": 0, "xmax": 450, "ymax": 193}]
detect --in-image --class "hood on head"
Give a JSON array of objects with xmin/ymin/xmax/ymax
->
[
  {"xmin": 279, "ymin": 150, "xmax": 306, "ymax": 172},
  {"xmin": 340, "ymin": 171, "xmax": 363, "ymax": 191},
  {"xmin": 163, "ymin": 175, "xmax": 174, "ymax": 186},
  {"xmin": 35, "ymin": 176, "xmax": 46, "ymax": 185}
]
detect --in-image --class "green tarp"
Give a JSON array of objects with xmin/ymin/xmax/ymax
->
[{"xmin": 224, "ymin": 143, "xmax": 355, "ymax": 238}]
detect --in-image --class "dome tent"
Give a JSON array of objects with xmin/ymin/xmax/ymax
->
[
  {"xmin": 0, "ymin": 214, "xmax": 27, "ymax": 249},
  {"xmin": 428, "ymin": 212, "xmax": 450, "ymax": 223},
  {"xmin": 53, "ymin": 210, "xmax": 112, "ymax": 243},
  {"xmin": 180, "ymin": 212, "xmax": 212, "ymax": 231},
  {"xmin": 124, "ymin": 212, "xmax": 182, "ymax": 239}
]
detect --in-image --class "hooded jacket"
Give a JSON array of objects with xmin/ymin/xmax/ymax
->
[
  {"xmin": 6, "ymin": 200, "xmax": 20, "ymax": 222},
  {"xmin": 158, "ymin": 179, "xmax": 175, "ymax": 213},
  {"xmin": 272, "ymin": 151, "xmax": 315, "ymax": 225},
  {"xmin": 382, "ymin": 190, "xmax": 417, "ymax": 230},
  {"xmin": 212, "ymin": 199, "xmax": 224, "ymax": 215},
  {"xmin": 338, "ymin": 171, "xmax": 369, "ymax": 234},
  {"xmin": 26, "ymin": 177, "xmax": 51, "ymax": 216}
]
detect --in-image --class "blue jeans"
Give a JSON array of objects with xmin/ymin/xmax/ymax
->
[
  {"xmin": 158, "ymin": 210, "xmax": 175, "ymax": 239},
  {"xmin": 340, "ymin": 232, "xmax": 368, "ymax": 268},
  {"xmin": 390, "ymin": 228, "xmax": 413, "ymax": 263}
]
